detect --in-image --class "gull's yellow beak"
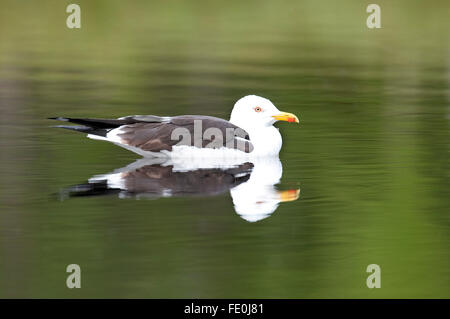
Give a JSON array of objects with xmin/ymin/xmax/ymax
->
[
  {"xmin": 278, "ymin": 189, "xmax": 300, "ymax": 202},
  {"xmin": 272, "ymin": 111, "xmax": 299, "ymax": 123}
]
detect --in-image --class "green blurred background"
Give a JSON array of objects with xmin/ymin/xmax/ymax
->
[{"xmin": 0, "ymin": 0, "xmax": 449, "ymax": 298}]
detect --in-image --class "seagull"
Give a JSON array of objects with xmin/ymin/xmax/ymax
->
[
  {"xmin": 50, "ymin": 95, "xmax": 299, "ymax": 158},
  {"xmin": 60, "ymin": 156, "xmax": 300, "ymax": 222}
]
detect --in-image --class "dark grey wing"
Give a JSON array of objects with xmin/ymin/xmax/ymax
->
[
  {"xmin": 117, "ymin": 122, "xmax": 181, "ymax": 152},
  {"xmin": 117, "ymin": 115, "xmax": 254, "ymax": 153},
  {"xmin": 50, "ymin": 115, "xmax": 254, "ymax": 153},
  {"xmin": 61, "ymin": 162, "xmax": 254, "ymax": 199},
  {"xmin": 121, "ymin": 162, "xmax": 254, "ymax": 196}
]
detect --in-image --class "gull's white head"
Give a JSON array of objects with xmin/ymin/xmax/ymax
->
[
  {"xmin": 229, "ymin": 95, "xmax": 299, "ymax": 156},
  {"xmin": 230, "ymin": 95, "xmax": 299, "ymax": 128}
]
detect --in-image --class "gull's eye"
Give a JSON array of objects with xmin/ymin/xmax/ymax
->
[{"xmin": 254, "ymin": 106, "xmax": 263, "ymax": 113}]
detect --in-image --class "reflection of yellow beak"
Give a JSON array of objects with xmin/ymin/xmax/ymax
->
[
  {"xmin": 272, "ymin": 112, "xmax": 299, "ymax": 123},
  {"xmin": 278, "ymin": 189, "xmax": 300, "ymax": 202}
]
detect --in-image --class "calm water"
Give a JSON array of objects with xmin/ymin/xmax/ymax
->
[{"xmin": 0, "ymin": 0, "xmax": 449, "ymax": 298}]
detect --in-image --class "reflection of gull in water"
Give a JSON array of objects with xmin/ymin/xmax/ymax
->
[
  {"xmin": 61, "ymin": 157, "xmax": 299, "ymax": 222},
  {"xmin": 230, "ymin": 157, "xmax": 299, "ymax": 222}
]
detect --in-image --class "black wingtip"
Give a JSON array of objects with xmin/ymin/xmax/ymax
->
[{"xmin": 58, "ymin": 180, "xmax": 120, "ymax": 200}]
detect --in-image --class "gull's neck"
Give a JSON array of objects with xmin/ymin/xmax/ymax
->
[{"xmin": 231, "ymin": 120, "xmax": 282, "ymax": 156}]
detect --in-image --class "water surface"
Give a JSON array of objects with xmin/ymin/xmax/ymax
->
[{"xmin": 0, "ymin": 0, "xmax": 449, "ymax": 298}]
